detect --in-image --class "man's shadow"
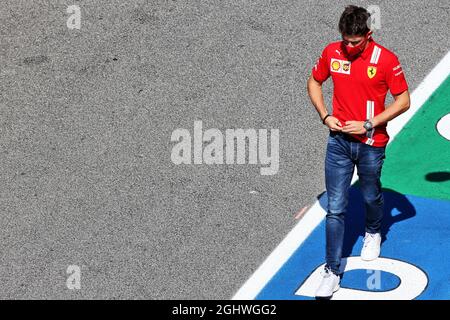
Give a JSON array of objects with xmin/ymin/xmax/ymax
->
[
  {"xmin": 343, "ymin": 186, "xmax": 416, "ymax": 258},
  {"xmin": 318, "ymin": 186, "xmax": 416, "ymax": 259}
]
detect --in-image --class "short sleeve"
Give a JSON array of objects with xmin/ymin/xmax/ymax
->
[
  {"xmin": 312, "ymin": 46, "xmax": 330, "ymax": 83},
  {"xmin": 386, "ymin": 55, "xmax": 408, "ymax": 95}
]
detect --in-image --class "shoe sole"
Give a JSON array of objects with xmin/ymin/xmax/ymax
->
[
  {"xmin": 361, "ymin": 252, "xmax": 380, "ymax": 261},
  {"xmin": 315, "ymin": 284, "xmax": 340, "ymax": 300}
]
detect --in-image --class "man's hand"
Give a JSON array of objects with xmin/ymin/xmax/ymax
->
[
  {"xmin": 324, "ymin": 116, "xmax": 343, "ymax": 131},
  {"xmin": 341, "ymin": 121, "xmax": 367, "ymax": 135}
]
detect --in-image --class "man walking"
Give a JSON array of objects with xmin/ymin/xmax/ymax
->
[{"xmin": 307, "ymin": 5, "xmax": 410, "ymax": 299}]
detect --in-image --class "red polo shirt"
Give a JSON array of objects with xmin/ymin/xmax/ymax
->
[{"xmin": 312, "ymin": 39, "xmax": 408, "ymax": 147}]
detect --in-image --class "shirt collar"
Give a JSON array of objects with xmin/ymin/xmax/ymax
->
[{"xmin": 360, "ymin": 39, "xmax": 376, "ymax": 60}]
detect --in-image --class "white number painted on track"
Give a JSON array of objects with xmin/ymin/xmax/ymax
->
[
  {"xmin": 437, "ymin": 113, "xmax": 450, "ymax": 141},
  {"xmin": 295, "ymin": 257, "xmax": 428, "ymax": 300}
]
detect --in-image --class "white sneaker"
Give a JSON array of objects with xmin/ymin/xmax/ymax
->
[
  {"xmin": 315, "ymin": 267, "xmax": 340, "ymax": 299},
  {"xmin": 361, "ymin": 232, "xmax": 381, "ymax": 261}
]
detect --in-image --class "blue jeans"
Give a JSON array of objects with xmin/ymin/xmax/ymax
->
[{"xmin": 324, "ymin": 130, "xmax": 386, "ymax": 275}]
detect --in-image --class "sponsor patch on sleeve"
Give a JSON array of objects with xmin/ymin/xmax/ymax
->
[{"xmin": 393, "ymin": 64, "xmax": 404, "ymax": 76}]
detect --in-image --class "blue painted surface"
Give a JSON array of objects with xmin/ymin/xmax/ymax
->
[
  {"xmin": 256, "ymin": 187, "xmax": 450, "ymax": 300},
  {"xmin": 340, "ymin": 269, "xmax": 401, "ymax": 292}
]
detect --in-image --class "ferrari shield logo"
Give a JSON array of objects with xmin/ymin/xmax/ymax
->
[{"xmin": 367, "ymin": 66, "xmax": 377, "ymax": 79}]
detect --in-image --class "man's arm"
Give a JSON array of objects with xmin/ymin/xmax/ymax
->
[
  {"xmin": 341, "ymin": 90, "xmax": 410, "ymax": 134},
  {"xmin": 372, "ymin": 90, "xmax": 410, "ymax": 127},
  {"xmin": 307, "ymin": 75, "xmax": 342, "ymax": 131}
]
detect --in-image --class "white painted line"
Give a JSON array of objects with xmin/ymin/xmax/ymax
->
[
  {"xmin": 232, "ymin": 201, "xmax": 326, "ymax": 299},
  {"xmin": 232, "ymin": 50, "xmax": 450, "ymax": 300}
]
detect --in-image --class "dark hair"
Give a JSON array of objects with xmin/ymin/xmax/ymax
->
[{"xmin": 338, "ymin": 5, "xmax": 370, "ymax": 36}]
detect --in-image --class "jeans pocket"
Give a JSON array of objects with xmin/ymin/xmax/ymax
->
[
  {"xmin": 373, "ymin": 147, "xmax": 386, "ymax": 168},
  {"xmin": 328, "ymin": 131, "xmax": 340, "ymax": 143},
  {"xmin": 376, "ymin": 146, "xmax": 386, "ymax": 160}
]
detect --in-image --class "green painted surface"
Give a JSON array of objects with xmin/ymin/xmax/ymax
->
[{"xmin": 380, "ymin": 76, "xmax": 450, "ymax": 201}]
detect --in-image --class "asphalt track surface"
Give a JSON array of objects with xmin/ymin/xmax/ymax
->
[{"xmin": 0, "ymin": 0, "xmax": 449, "ymax": 299}]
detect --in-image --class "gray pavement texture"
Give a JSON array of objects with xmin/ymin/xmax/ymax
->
[{"xmin": 0, "ymin": 0, "xmax": 449, "ymax": 299}]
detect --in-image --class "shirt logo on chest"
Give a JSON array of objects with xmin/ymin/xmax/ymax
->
[
  {"xmin": 330, "ymin": 58, "xmax": 351, "ymax": 75},
  {"xmin": 367, "ymin": 66, "xmax": 377, "ymax": 79}
]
